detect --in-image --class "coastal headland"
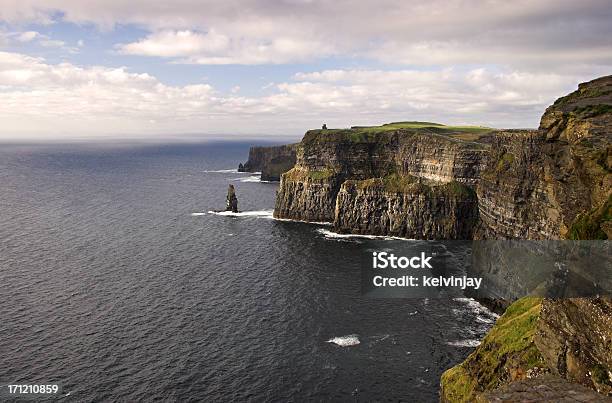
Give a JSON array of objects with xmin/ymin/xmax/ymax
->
[{"xmin": 243, "ymin": 75, "xmax": 612, "ymax": 401}]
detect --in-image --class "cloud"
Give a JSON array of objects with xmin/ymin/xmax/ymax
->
[
  {"xmin": 1, "ymin": 29, "xmax": 79, "ymax": 53},
  {"xmin": 16, "ymin": 31, "xmax": 39, "ymax": 42},
  {"xmin": 118, "ymin": 30, "xmax": 229, "ymax": 57},
  {"xmin": 0, "ymin": 50, "xmax": 595, "ymax": 139},
  {"xmin": 1, "ymin": 0, "xmax": 611, "ymax": 69},
  {"xmin": 39, "ymin": 39, "xmax": 66, "ymax": 48},
  {"xmin": 118, "ymin": 29, "xmax": 334, "ymax": 64},
  {"xmin": 0, "ymin": 51, "xmax": 216, "ymax": 137}
]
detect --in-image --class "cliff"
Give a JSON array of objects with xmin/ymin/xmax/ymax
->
[
  {"xmin": 274, "ymin": 122, "xmax": 491, "ymax": 233},
  {"xmin": 440, "ymin": 298, "xmax": 546, "ymax": 402},
  {"xmin": 334, "ymin": 176, "xmax": 478, "ymax": 239},
  {"xmin": 440, "ymin": 75, "xmax": 612, "ymax": 401},
  {"xmin": 475, "ymin": 75, "xmax": 611, "ymax": 239},
  {"xmin": 268, "ymin": 76, "xmax": 612, "ymax": 401},
  {"xmin": 238, "ymin": 144, "xmax": 297, "ymax": 181}
]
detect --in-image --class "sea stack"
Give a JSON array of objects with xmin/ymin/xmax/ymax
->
[{"xmin": 226, "ymin": 184, "xmax": 238, "ymax": 213}]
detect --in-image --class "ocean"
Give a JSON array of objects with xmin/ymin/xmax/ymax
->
[{"xmin": 0, "ymin": 142, "xmax": 496, "ymax": 402}]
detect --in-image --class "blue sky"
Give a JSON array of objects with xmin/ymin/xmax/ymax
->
[{"xmin": 0, "ymin": 1, "xmax": 611, "ymax": 139}]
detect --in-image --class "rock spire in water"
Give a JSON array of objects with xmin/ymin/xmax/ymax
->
[{"xmin": 226, "ymin": 184, "xmax": 238, "ymax": 213}]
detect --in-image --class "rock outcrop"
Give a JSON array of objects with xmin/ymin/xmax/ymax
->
[
  {"xmin": 535, "ymin": 298, "xmax": 612, "ymax": 395},
  {"xmin": 274, "ymin": 123, "xmax": 490, "ymax": 233},
  {"xmin": 475, "ymin": 75, "xmax": 611, "ymax": 239},
  {"xmin": 482, "ymin": 375, "xmax": 610, "ymax": 402},
  {"xmin": 226, "ymin": 184, "xmax": 238, "ymax": 213},
  {"xmin": 440, "ymin": 298, "xmax": 547, "ymax": 402},
  {"xmin": 238, "ymin": 144, "xmax": 297, "ymax": 181}
]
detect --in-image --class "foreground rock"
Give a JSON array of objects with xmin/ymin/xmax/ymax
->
[
  {"xmin": 482, "ymin": 375, "xmax": 610, "ymax": 402},
  {"xmin": 535, "ymin": 298, "xmax": 612, "ymax": 395},
  {"xmin": 440, "ymin": 75, "xmax": 612, "ymax": 401},
  {"xmin": 440, "ymin": 298, "xmax": 546, "ymax": 402},
  {"xmin": 238, "ymin": 144, "xmax": 297, "ymax": 181}
]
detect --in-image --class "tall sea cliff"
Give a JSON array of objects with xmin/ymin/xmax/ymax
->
[{"xmin": 262, "ymin": 75, "xmax": 612, "ymax": 400}]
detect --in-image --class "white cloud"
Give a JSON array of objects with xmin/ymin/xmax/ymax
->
[
  {"xmin": 118, "ymin": 29, "xmax": 334, "ymax": 64},
  {"xmin": 0, "ymin": 29, "xmax": 79, "ymax": 54},
  {"xmin": 119, "ymin": 30, "xmax": 229, "ymax": 57},
  {"xmin": 39, "ymin": 39, "xmax": 66, "ymax": 48},
  {"xmin": 16, "ymin": 31, "xmax": 39, "ymax": 42},
  {"xmin": 2, "ymin": 0, "xmax": 611, "ymax": 69},
  {"xmin": 0, "ymin": 50, "xmax": 595, "ymax": 139}
]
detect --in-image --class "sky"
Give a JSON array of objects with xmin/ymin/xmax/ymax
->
[{"xmin": 0, "ymin": 0, "xmax": 611, "ymax": 140}]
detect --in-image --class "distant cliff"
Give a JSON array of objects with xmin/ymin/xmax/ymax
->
[
  {"xmin": 238, "ymin": 144, "xmax": 297, "ymax": 181},
  {"xmin": 268, "ymin": 76, "xmax": 612, "ymax": 401},
  {"xmin": 274, "ymin": 122, "xmax": 491, "ymax": 236}
]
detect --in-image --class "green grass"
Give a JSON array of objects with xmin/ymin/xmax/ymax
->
[
  {"xmin": 495, "ymin": 152, "xmax": 515, "ymax": 172},
  {"xmin": 441, "ymin": 297, "xmax": 545, "ymax": 403},
  {"xmin": 568, "ymin": 194, "xmax": 611, "ymax": 240},
  {"xmin": 308, "ymin": 121, "xmax": 495, "ymax": 143},
  {"xmin": 442, "ymin": 181, "xmax": 477, "ymax": 198},
  {"xmin": 308, "ymin": 168, "xmax": 335, "ymax": 180},
  {"xmin": 553, "ymin": 87, "xmax": 612, "ymax": 106},
  {"xmin": 572, "ymin": 104, "xmax": 612, "ymax": 118},
  {"xmin": 347, "ymin": 174, "xmax": 476, "ymax": 198}
]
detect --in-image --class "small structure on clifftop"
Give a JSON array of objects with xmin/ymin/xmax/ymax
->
[
  {"xmin": 226, "ymin": 184, "xmax": 238, "ymax": 213},
  {"xmin": 322, "ymin": 123, "xmax": 327, "ymax": 130}
]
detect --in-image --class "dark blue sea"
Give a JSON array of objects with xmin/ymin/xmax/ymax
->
[{"xmin": 0, "ymin": 142, "xmax": 496, "ymax": 402}]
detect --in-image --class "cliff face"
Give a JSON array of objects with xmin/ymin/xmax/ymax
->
[
  {"xmin": 274, "ymin": 124, "xmax": 489, "ymax": 234},
  {"xmin": 274, "ymin": 167, "xmax": 342, "ymax": 222},
  {"xmin": 475, "ymin": 130, "xmax": 558, "ymax": 239},
  {"xmin": 238, "ymin": 144, "xmax": 297, "ymax": 181},
  {"xmin": 475, "ymin": 76, "xmax": 611, "ymax": 239},
  {"xmin": 334, "ymin": 176, "xmax": 478, "ymax": 239},
  {"xmin": 535, "ymin": 298, "xmax": 612, "ymax": 395},
  {"xmin": 440, "ymin": 76, "xmax": 612, "ymax": 401}
]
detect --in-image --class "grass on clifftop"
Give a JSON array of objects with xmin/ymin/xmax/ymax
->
[
  {"xmin": 441, "ymin": 297, "xmax": 544, "ymax": 403},
  {"xmin": 307, "ymin": 121, "xmax": 494, "ymax": 143}
]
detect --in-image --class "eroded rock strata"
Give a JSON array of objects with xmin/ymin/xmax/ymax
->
[
  {"xmin": 274, "ymin": 124, "xmax": 489, "ymax": 232},
  {"xmin": 238, "ymin": 143, "xmax": 297, "ymax": 181},
  {"xmin": 334, "ymin": 176, "xmax": 478, "ymax": 239},
  {"xmin": 266, "ymin": 76, "xmax": 612, "ymax": 401}
]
